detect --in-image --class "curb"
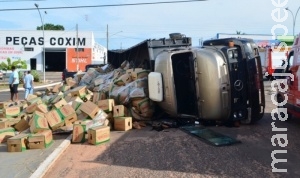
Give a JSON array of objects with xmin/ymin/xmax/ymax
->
[
  {"xmin": 0, "ymin": 81, "xmax": 62, "ymax": 92},
  {"xmin": 30, "ymin": 134, "xmax": 72, "ymax": 178}
]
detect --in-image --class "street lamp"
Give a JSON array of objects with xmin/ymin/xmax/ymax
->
[
  {"xmin": 285, "ymin": 6, "xmax": 300, "ymax": 37},
  {"xmin": 105, "ymin": 24, "xmax": 122, "ymax": 64},
  {"xmin": 34, "ymin": 3, "xmax": 46, "ymax": 83}
]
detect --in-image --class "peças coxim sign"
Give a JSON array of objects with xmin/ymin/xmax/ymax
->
[{"xmin": 4, "ymin": 36, "xmax": 86, "ymax": 46}]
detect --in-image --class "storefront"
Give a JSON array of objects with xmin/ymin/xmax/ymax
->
[{"xmin": 0, "ymin": 30, "xmax": 106, "ymax": 72}]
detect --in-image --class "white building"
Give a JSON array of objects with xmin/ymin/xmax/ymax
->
[{"xmin": 0, "ymin": 30, "xmax": 106, "ymax": 72}]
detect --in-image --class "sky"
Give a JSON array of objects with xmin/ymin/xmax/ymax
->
[{"xmin": 0, "ymin": 0, "xmax": 299, "ymax": 49}]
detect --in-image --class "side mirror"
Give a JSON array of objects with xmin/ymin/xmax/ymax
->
[{"xmin": 148, "ymin": 72, "xmax": 163, "ymax": 102}]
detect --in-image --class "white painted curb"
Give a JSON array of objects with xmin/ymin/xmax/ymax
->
[
  {"xmin": 0, "ymin": 82, "xmax": 62, "ymax": 92},
  {"xmin": 30, "ymin": 134, "xmax": 72, "ymax": 178}
]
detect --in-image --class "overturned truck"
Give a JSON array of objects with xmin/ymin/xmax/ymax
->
[{"xmin": 108, "ymin": 34, "xmax": 265, "ymax": 123}]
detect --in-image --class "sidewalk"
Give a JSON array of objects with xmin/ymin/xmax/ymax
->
[{"xmin": 0, "ymin": 80, "xmax": 72, "ymax": 178}]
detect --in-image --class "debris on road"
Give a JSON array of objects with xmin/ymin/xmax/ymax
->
[{"xmin": 0, "ymin": 61, "xmax": 156, "ymax": 152}]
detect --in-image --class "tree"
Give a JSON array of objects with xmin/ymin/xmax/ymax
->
[
  {"xmin": 37, "ymin": 23, "xmax": 65, "ymax": 30},
  {"xmin": 236, "ymin": 31, "xmax": 246, "ymax": 35},
  {"xmin": 0, "ymin": 58, "xmax": 27, "ymax": 71}
]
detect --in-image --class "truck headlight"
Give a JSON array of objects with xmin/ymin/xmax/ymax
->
[
  {"xmin": 228, "ymin": 51, "xmax": 233, "ymax": 58},
  {"xmin": 238, "ymin": 111, "xmax": 243, "ymax": 118},
  {"xmin": 233, "ymin": 112, "xmax": 237, "ymax": 118},
  {"xmin": 234, "ymin": 50, "xmax": 238, "ymax": 58}
]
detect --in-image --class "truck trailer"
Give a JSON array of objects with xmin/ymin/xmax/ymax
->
[{"xmin": 108, "ymin": 34, "xmax": 265, "ymax": 123}]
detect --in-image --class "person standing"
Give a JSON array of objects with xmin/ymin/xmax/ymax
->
[
  {"xmin": 8, "ymin": 66, "xmax": 19, "ymax": 102},
  {"xmin": 23, "ymin": 71, "xmax": 27, "ymax": 81},
  {"xmin": 23, "ymin": 70, "xmax": 34, "ymax": 99}
]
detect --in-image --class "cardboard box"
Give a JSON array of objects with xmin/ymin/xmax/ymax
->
[
  {"xmin": 82, "ymin": 94, "xmax": 92, "ymax": 102},
  {"xmin": 50, "ymin": 92, "xmax": 64, "ymax": 104},
  {"xmin": 33, "ymin": 110, "xmax": 45, "ymax": 118},
  {"xmin": 66, "ymin": 77, "xmax": 77, "ymax": 87},
  {"xmin": 75, "ymin": 73, "xmax": 85, "ymax": 83},
  {"xmin": 77, "ymin": 112, "xmax": 90, "ymax": 120},
  {"xmin": 35, "ymin": 103, "xmax": 48, "ymax": 114},
  {"xmin": 92, "ymin": 92, "xmax": 107, "ymax": 103},
  {"xmin": 26, "ymin": 94, "xmax": 37, "ymax": 101},
  {"xmin": 7, "ymin": 134, "xmax": 28, "ymax": 152},
  {"xmin": 0, "ymin": 127, "xmax": 15, "ymax": 143},
  {"xmin": 79, "ymin": 101, "xmax": 100, "ymax": 119},
  {"xmin": 44, "ymin": 109, "xmax": 64, "ymax": 130},
  {"xmin": 30, "ymin": 112, "xmax": 49, "ymax": 133},
  {"xmin": 97, "ymin": 99, "xmax": 115, "ymax": 112},
  {"xmin": 0, "ymin": 118, "xmax": 8, "ymax": 121},
  {"xmin": 53, "ymin": 98, "xmax": 68, "ymax": 109},
  {"xmin": 34, "ymin": 92, "xmax": 43, "ymax": 97},
  {"xmin": 113, "ymin": 105, "xmax": 128, "ymax": 117},
  {"xmin": 21, "ymin": 102, "xmax": 28, "ymax": 110},
  {"xmin": 88, "ymin": 126, "xmax": 110, "ymax": 145},
  {"xmin": 27, "ymin": 97, "xmax": 42, "ymax": 106},
  {"xmin": 72, "ymin": 124, "xmax": 87, "ymax": 143},
  {"xmin": 94, "ymin": 77, "xmax": 105, "ymax": 86},
  {"xmin": 71, "ymin": 101, "xmax": 82, "ymax": 111},
  {"xmin": 27, "ymin": 130, "xmax": 53, "ymax": 149},
  {"xmin": 0, "ymin": 102, "xmax": 11, "ymax": 109},
  {"xmin": 60, "ymin": 85, "xmax": 71, "ymax": 92},
  {"xmin": 45, "ymin": 86, "xmax": 53, "ymax": 93},
  {"xmin": 70, "ymin": 86, "xmax": 87, "ymax": 98},
  {"xmin": 25, "ymin": 103, "xmax": 38, "ymax": 114},
  {"xmin": 126, "ymin": 68, "xmax": 143, "ymax": 76},
  {"xmin": 52, "ymin": 84, "xmax": 62, "ymax": 93},
  {"xmin": 114, "ymin": 117, "xmax": 132, "ymax": 131},
  {"xmin": 132, "ymin": 98, "xmax": 151, "ymax": 113},
  {"xmin": 106, "ymin": 112, "xmax": 114, "ymax": 127},
  {"xmin": 0, "ymin": 118, "xmax": 20, "ymax": 129},
  {"xmin": 4, "ymin": 106, "xmax": 21, "ymax": 118},
  {"xmin": 64, "ymin": 95, "xmax": 83, "ymax": 103},
  {"xmin": 114, "ymin": 73, "xmax": 132, "ymax": 86},
  {"xmin": 14, "ymin": 118, "xmax": 30, "ymax": 132},
  {"xmin": 58, "ymin": 105, "xmax": 77, "ymax": 126},
  {"xmin": 131, "ymin": 70, "xmax": 150, "ymax": 81}
]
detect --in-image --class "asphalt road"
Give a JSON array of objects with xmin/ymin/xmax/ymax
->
[
  {"xmin": 0, "ymin": 88, "xmax": 44, "ymax": 102},
  {"xmin": 42, "ymin": 81, "xmax": 300, "ymax": 178}
]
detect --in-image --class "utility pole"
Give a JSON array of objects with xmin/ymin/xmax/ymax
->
[
  {"xmin": 34, "ymin": 3, "xmax": 46, "ymax": 83},
  {"xmin": 285, "ymin": 6, "xmax": 300, "ymax": 36},
  {"xmin": 105, "ymin": 24, "xmax": 108, "ymax": 64}
]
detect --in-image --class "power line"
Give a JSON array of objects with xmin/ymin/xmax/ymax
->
[
  {"xmin": 0, "ymin": 0, "xmax": 45, "ymax": 2},
  {"xmin": 0, "ymin": 0, "xmax": 206, "ymax": 11}
]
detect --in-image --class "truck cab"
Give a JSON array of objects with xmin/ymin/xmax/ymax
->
[
  {"xmin": 277, "ymin": 35, "xmax": 300, "ymax": 119},
  {"xmin": 149, "ymin": 38, "xmax": 265, "ymax": 123}
]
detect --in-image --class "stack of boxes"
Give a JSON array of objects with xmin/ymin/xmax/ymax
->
[{"xmin": 0, "ymin": 61, "xmax": 153, "ymax": 152}]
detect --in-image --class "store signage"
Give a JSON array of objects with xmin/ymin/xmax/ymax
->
[{"xmin": 5, "ymin": 37, "xmax": 86, "ymax": 46}]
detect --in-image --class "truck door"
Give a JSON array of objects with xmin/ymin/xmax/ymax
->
[
  {"xmin": 171, "ymin": 52, "xmax": 198, "ymax": 116},
  {"xmin": 246, "ymin": 50, "xmax": 264, "ymax": 121},
  {"xmin": 286, "ymin": 51, "xmax": 297, "ymax": 115}
]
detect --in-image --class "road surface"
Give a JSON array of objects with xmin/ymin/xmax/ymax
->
[{"xmin": 42, "ymin": 81, "xmax": 300, "ymax": 178}]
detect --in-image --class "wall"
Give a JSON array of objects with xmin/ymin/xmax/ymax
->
[{"xmin": 0, "ymin": 30, "xmax": 106, "ymax": 70}]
